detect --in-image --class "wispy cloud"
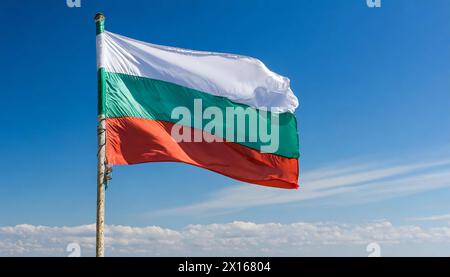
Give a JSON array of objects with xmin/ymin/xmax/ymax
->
[
  {"xmin": 410, "ymin": 214, "xmax": 450, "ymax": 223},
  {"xmin": 2, "ymin": 220, "xmax": 450, "ymax": 256},
  {"xmin": 149, "ymin": 155, "xmax": 450, "ymax": 217}
]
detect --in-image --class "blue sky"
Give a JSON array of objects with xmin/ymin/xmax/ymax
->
[{"xmin": 0, "ymin": 0, "xmax": 450, "ymax": 256}]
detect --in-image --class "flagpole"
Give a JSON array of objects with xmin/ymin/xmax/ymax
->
[{"xmin": 94, "ymin": 12, "xmax": 106, "ymax": 257}]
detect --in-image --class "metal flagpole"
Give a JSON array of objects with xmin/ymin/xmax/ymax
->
[{"xmin": 94, "ymin": 12, "xmax": 106, "ymax": 257}]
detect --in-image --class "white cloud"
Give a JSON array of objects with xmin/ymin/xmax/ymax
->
[
  {"xmin": 2, "ymin": 220, "xmax": 450, "ymax": 256},
  {"xmin": 149, "ymin": 156, "xmax": 450, "ymax": 217},
  {"xmin": 410, "ymin": 214, "xmax": 450, "ymax": 223}
]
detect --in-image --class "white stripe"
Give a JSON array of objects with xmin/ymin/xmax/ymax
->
[{"xmin": 97, "ymin": 31, "xmax": 298, "ymax": 113}]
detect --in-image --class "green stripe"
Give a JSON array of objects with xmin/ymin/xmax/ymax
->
[
  {"xmin": 105, "ymin": 72, "xmax": 299, "ymax": 158},
  {"xmin": 97, "ymin": 68, "xmax": 106, "ymax": 115}
]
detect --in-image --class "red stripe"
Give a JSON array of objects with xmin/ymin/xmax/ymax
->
[{"xmin": 106, "ymin": 117, "xmax": 299, "ymax": 189}]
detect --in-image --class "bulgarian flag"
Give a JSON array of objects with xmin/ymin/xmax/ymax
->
[{"xmin": 96, "ymin": 29, "xmax": 300, "ymax": 189}]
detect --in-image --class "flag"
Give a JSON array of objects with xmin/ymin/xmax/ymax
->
[{"xmin": 96, "ymin": 31, "xmax": 299, "ymax": 189}]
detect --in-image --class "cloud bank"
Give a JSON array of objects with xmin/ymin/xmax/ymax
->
[{"xmin": 2, "ymin": 220, "xmax": 450, "ymax": 256}]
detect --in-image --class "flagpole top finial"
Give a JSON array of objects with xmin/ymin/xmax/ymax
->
[{"xmin": 94, "ymin": 13, "xmax": 105, "ymax": 22}]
